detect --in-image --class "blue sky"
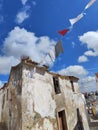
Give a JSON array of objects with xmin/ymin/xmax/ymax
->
[{"xmin": 0, "ymin": 0, "xmax": 98, "ymax": 92}]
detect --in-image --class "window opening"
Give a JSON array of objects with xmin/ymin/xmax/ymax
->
[
  {"xmin": 7, "ymin": 89, "xmax": 8, "ymax": 100},
  {"xmin": 53, "ymin": 77, "xmax": 61, "ymax": 94},
  {"xmin": 70, "ymin": 81, "xmax": 75, "ymax": 92},
  {"xmin": 2, "ymin": 94, "xmax": 5, "ymax": 109}
]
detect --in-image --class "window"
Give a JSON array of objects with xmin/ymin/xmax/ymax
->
[
  {"xmin": 53, "ymin": 77, "xmax": 61, "ymax": 94},
  {"xmin": 2, "ymin": 94, "xmax": 5, "ymax": 109},
  {"xmin": 58, "ymin": 110, "xmax": 68, "ymax": 130},
  {"xmin": 7, "ymin": 89, "xmax": 8, "ymax": 100},
  {"xmin": 70, "ymin": 81, "xmax": 75, "ymax": 92}
]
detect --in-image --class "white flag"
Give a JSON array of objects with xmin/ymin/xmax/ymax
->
[
  {"xmin": 49, "ymin": 47, "xmax": 55, "ymax": 62},
  {"xmin": 85, "ymin": 0, "xmax": 96, "ymax": 10},
  {"xmin": 69, "ymin": 13, "xmax": 84, "ymax": 26},
  {"xmin": 55, "ymin": 40, "xmax": 64, "ymax": 57}
]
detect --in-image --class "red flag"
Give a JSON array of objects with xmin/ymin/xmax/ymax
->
[{"xmin": 58, "ymin": 29, "xmax": 69, "ymax": 36}]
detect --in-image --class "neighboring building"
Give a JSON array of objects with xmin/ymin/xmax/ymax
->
[
  {"xmin": 95, "ymin": 73, "xmax": 98, "ymax": 91},
  {"xmin": 0, "ymin": 57, "xmax": 89, "ymax": 130},
  {"xmin": 0, "ymin": 83, "xmax": 9, "ymax": 130}
]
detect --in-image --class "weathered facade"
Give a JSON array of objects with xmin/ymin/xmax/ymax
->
[
  {"xmin": 0, "ymin": 58, "xmax": 89, "ymax": 130},
  {"xmin": 95, "ymin": 73, "xmax": 98, "ymax": 91}
]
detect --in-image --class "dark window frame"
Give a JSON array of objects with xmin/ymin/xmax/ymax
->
[
  {"xmin": 70, "ymin": 80, "xmax": 75, "ymax": 92},
  {"xmin": 7, "ymin": 89, "xmax": 8, "ymax": 100},
  {"xmin": 53, "ymin": 77, "xmax": 61, "ymax": 94}
]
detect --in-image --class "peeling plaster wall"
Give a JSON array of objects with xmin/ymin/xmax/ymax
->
[
  {"xmin": 0, "ymin": 87, "xmax": 9, "ymax": 130},
  {"xmin": 22, "ymin": 65, "xmax": 57, "ymax": 130},
  {"xmin": 74, "ymin": 93, "xmax": 90, "ymax": 130},
  {"xmin": 73, "ymin": 82, "xmax": 80, "ymax": 93},
  {"xmin": 96, "ymin": 76, "xmax": 98, "ymax": 91},
  {"xmin": 58, "ymin": 78, "xmax": 77, "ymax": 130},
  {"xmin": 0, "ymin": 61, "xmax": 90, "ymax": 130},
  {"xmin": 32, "ymin": 118, "xmax": 54, "ymax": 130},
  {"xmin": 21, "ymin": 64, "xmax": 90, "ymax": 130},
  {"xmin": 8, "ymin": 66, "xmax": 22, "ymax": 130}
]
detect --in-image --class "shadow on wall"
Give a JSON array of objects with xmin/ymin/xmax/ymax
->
[
  {"xmin": 74, "ymin": 109, "xmax": 84, "ymax": 130},
  {"xmin": 0, "ymin": 122, "xmax": 7, "ymax": 130}
]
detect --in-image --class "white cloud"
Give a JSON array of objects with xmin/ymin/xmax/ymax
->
[
  {"xmin": 80, "ymin": 76, "xmax": 95, "ymax": 83},
  {"xmin": 16, "ymin": 6, "xmax": 30, "ymax": 24},
  {"xmin": 58, "ymin": 66, "xmax": 97, "ymax": 92},
  {"xmin": 0, "ymin": 26, "xmax": 56, "ymax": 74},
  {"xmin": 78, "ymin": 31, "xmax": 98, "ymax": 63},
  {"xmin": 0, "ymin": 80, "xmax": 3, "ymax": 88},
  {"xmin": 78, "ymin": 55, "xmax": 88, "ymax": 63},
  {"xmin": 0, "ymin": 56, "xmax": 19, "ymax": 74},
  {"xmin": 72, "ymin": 42, "xmax": 75, "ymax": 48},
  {"xmin": 21, "ymin": 0, "xmax": 28, "ymax": 5},
  {"xmin": 16, "ymin": 11, "xmax": 29, "ymax": 24},
  {"xmin": 58, "ymin": 65, "xmax": 88, "ymax": 78},
  {"xmin": 21, "ymin": 0, "xmax": 37, "ymax": 6},
  {"xmin": 84, "ymin": 50, "xmax": 96, "ymax": 56},
  {"xmin": 79, "ymin": 76, "xmax": 96, "ymax": 92},
  {"xmin": 79, "ymin": 31, "xmax": 98, "ymax": 56}
]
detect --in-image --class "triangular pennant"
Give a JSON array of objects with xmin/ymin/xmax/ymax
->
[
  {"xmin": 55, "ymin": 40, "xmax": 64, "ymax": 57},
  {"xmin": 58, "ymin": 29, "xmax": 69, "ymax": 36},
  {"xmin": 69, "ymin": 13, "xmax": 84, "ymax": 26},
  {"xmin": 84, "ymin": 0, "xmax": 96, "ymax": 10}
]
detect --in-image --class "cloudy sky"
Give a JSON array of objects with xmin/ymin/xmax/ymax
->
[{"xmin": 0, "ymin": 0, "xmax": 98, "ymax": 92}]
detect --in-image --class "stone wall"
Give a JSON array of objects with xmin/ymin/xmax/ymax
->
[
  {"xmin": 21, "ymin": 63, "xmax": 89, "ymax": 130},
  {"xmin": 22, "ymin": 64, "xmax": 57, "ymax": 130},
  {"xmin": 0, "ymin": 60, "xmax": 90, "ymax": 130},
  {"xmin": 74, "ymin": 93, "xmax": 89, "ymax": 130},
  {"xmin": 0, "ymin": 84, "xmax": 9, "ymax": 130},
  {"xmin": 8, "ymin": 65, "xmax": 22, "ymax": 130},
  {"xmin": 95, "ymin": 73, "xmax": 98, "ymax": 91}
]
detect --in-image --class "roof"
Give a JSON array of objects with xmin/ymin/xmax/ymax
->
[{"xmin": 10, "ymin": 57, "xmax": 79, "ymax": 81}]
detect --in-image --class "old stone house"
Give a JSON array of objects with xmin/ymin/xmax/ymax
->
[
  {"xmin": 95, "ymin": 73, "xmax": 98, "ymax": 91},
  {"xmin": 0, "ymin": 57, "xmax": 89, "ymax": 130}
]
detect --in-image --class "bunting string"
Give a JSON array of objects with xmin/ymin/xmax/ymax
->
[
  {"xmin": 69, "ymin": 13, "xmax": 84, "ymax": 26},
  {"xmin": 39, "ymin": 0, "xmax": 96, "ymax": 66},
  {"xmin": 84, "ymin": 0, "xmax": 96, "ymax": 10},
  {"xmin": 58, "ymin": 0, "xmax": 96, "ymax": 37}
]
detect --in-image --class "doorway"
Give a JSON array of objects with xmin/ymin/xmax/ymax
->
[{"xmin": 58, "ymin": 110, "xmax": 68, "ymax": 130}]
